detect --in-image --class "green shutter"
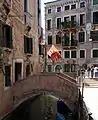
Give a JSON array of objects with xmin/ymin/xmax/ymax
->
[
  {"xmin": 29, "ymin": 38, "xmax": 32, "ymax": 54},
  {"xmin": 9, "ymin": 26, "xmax": 12, "ymax": 48},
  {"xmin": 0, "ymin": 21, "xmax": 4, "ymax": 47},
  {"xmin": 24, "ymin": 36, "xmax": 27, "ymax": 53},
  {"xmin": 6, "ymin": 25, "xmax": 13, "ymax": 48},
  {"xmin": 93, "ymin": 0, "xmax": 98, "ymax": 5}
]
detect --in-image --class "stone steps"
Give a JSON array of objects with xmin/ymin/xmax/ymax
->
[{"xmin": 84, "ymin": 79, "xmax": 98, "ymax": 88}]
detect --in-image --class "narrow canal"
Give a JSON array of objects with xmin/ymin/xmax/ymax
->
[{"xmin": 2, "ymin": 95, "xmax": 74, "ymax": 120}]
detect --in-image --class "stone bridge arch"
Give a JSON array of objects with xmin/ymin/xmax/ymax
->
[
  {"xmin": 12, "ymin": 73, "xmax": 78, "ymax": 112},
  {"xmin": 0, "ymin": 73, "xmax": 78, "ymax": 117}
]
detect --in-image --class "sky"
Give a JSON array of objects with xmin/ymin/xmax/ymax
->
[{"xmin": 41, "ymin": 0, "xmax": 53, "ymax": 32}]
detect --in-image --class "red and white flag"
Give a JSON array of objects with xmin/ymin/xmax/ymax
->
[{"xmin": 47, "ymin": 45, "xmax": 63, "ymax": 64}]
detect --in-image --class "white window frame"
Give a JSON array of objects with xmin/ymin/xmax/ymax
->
[
  {"xmin": 91, "ymin": 48, "xmax": 98, "ymax": 58},
  {"xmin": 56, "ymin": 6, "xmax": 62, "ymax": 13},
  {"xmin": 71, "ymin": 50, "xmax": 77, "ymax": 58},
  {"xmin": 92, "ymin": 0, "xmax": 98, "ymax": 6},
  {"xmin": 13, "ymin": 59, "xmax": 24, "ymax": 83},
  {"xmin": 79, "ymin": 1, "xmax": 86, "ymax": 8},
  {"xmin": 63, "ymin": 4, "xmax": 70, "ymax": 11},
  {"xmin": 71, "ymin": 3, "xmax": 77, "ymax": 10},
  {"xmin": 79, "ymin": 12, "xmax": 86, "ymax": 26},
  {"xmin": 78, "ymin": 31, "xmax": 86, "ymax": 42},
  {"xmin": 46, "ymin": 18, "xmax": 52, "ymax": 30},
  {"xmin": 63, "ymin": 50, "xmax": 71, "ymax": 58},
  {"xmin": 4, "ymin": 64, "xmax": 12, "ymax": 91},
  {"xmin": 48, "ymin": 8, "xmax": 52, "ymax": 14},
  {"xmin": 79, "ymin": 49, "xmax": 86, "ymax": 58},
  {"xmin": 56, "ymin": 17, "xmax": 62, "ymax": 28},
  {"xmin": 92, "ymin": 10, "xmax": 98, "ymax": 24}
]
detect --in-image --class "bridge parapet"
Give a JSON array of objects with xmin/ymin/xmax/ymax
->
[{"xmin": 0, "ymin": 73, "xmax": 78, "ymax": 117}]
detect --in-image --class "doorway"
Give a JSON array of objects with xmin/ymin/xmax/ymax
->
[{"xmin": 15, "ymin": 63, "xmax": 22, "ymax": 82}]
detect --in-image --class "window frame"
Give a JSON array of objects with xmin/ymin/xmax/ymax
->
[
  {"xmin": 48, "ymin": 35, "xmax": 52, "ymax": 45},
  {"xmin": 56, "ymin": 6, "xmax": 62, "ymax": 12},
  {"xmin": 80, "ymin": 13, "xmax": 86, "ymax": 26},
  {"xmin": 79, "ymin": 49, "xmax": 86, "ymax": 58},
  {"xmin": 56, "ymin": 17, "xmax": 62, "ymax": 29},
  {"xmin": 63, "ymin": 50, "xmax": 70, "ymax": 58},
  {"xmin": 71, "ymin": 51, "xmax": 77, "ymax": 58},
  {"xmin": 93, "ymin": 11, "xmax": 98, "ymax": 24},
  {"xmin": 71, "ymin": 4, "xmax": 76, "ymax": 10},
  {"xmin": 78, "ymin": 31, "xmax": 86, "ymax": 42},
  {"xmin": 46, "ymin": 18, "xmax": 52, "ymax": 30},
  {"xmin": 91, "ymin": 48, "xmax": 98, "ymax": 58},
  {"xmin": 47, "ymin": 65, "xmax": 52, "ymax": 72},
  {"xmin": 48, "ymin": 8, "xmax": 52, "ymax": 14},
  {"xmin": 80, "ymin": 1, "xmax": 86, "ymax": 8}
]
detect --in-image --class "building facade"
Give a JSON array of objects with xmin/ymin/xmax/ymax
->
[
  {"xmin": 0, "ymin": 0, "xmax": 41, "ymax": 97},
  {"xmin": 45, "ymin": 0, "xmax": 98, "ymax": 74}
]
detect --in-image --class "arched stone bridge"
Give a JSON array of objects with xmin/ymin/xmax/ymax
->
[{"xmin": 0, "ymin": 73, "xmax": 78, "ymax": 117}]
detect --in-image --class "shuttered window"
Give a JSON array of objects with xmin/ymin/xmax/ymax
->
[
  {"xmin": 5, "ymin": 65, "xmax": 11, "ymax": 87},
  {"xmin": 93, "ymin": 0, "xmax": 98, "ymax": 5},
  {"xmin": 24, "ymin": 36, "xmax": 33, "ymax": 54},
  {"xmin": 0, "ymin": 21, "xmax": 12, "ymax": 48}
]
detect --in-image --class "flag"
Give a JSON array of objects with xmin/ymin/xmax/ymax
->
[{"xmin": 47, "ymin": 45, "xmax": 63, "ymax": 64}]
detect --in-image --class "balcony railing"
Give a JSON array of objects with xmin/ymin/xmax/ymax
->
[{"xmin": 62, "ymin": 40, "xmax": 78, "ymax": 47}]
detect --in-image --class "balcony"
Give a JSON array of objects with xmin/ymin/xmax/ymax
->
[
  {"xmin": 24, "ymin": 12, "xmax": 32, "ymax": 33},
  {"xmin": 62, "ymin": 40, "xmax": 77, "ymax": 49}
]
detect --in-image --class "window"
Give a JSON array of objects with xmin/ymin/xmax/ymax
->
[
  {"xmin": 64, "ymin": 51, "xmax": 70, "ymax": 58},
  {"xmin": 71, "ymin": 4, "xmax": 76, "ymax": 9},
  {"xmin": 26, "ymin": 64, "xmax": 30, "ymax": 77},
  {"xmin": 24, "ymin": 0, "xmax": 28, "ymax": 12},
  {"xmin": 59, "ymin": 51, "xmax": 61, "ymax": 55},
  {"xmin": 24, "ymin": 36, "xmax": 33, "ymax": 54},
  {"xmin": 57, "ymin": 7, "xmax": 61, "ymax": 12},
  {"xmin": 64, "ymin": 64, "xmax": 70, "ymax": 72},
  {"xmin": 57, "ymin": 18, "xmax": 61, "ymax": 29},
  {"xmin": 80, "ymin": 14, "xmax": 85, "ymax": 26},
  {"xmin": 80, "ymin": 2, "xmax": 85, "ymax": 8},
  {"xmin": 71, "ymin": 64, "xmax": 76, "ymax": 72},
  {"xmin": 65, "ymin": 5, "xmax": 70, "ymax": 10},
  {"xmin": 93, "ymin": 49, "xmax": 98, "ymax": 57},
  {"xmin": 56, "ymin": 35, "xmax": 61, "ymax": 44},
  {"xmin": 47, "ymin": 19, "xmax": 51, "ymax": 30},
  {"xmin": 79, "ymin": 32, "xmax": 85, "ymax": 42},
  {"xmin": 71, "ymin": 51, "xmax": 76, "ymax": 58},
  {"xmin": 90, "ymin": 31, "xmax": 98, "ymax": 41},
  {"xmin": 48, "ymin": 36, "xmax": 52, "ymax": 45},
  {"xmin": 64, "ymin": 17, "xmax": 69, "ymax": 23},
  {"xmin": 5, "ymin": 65, "xmax": 11, "ymax": 87},
  {"xmin": 48, "ymin": 9, "xmax": 51, "ymax": 14},
  {"xmin": 71, "ymin": 15, "xmax": 76, "ymax": 27},
  {"xmin": 80, "ymin": 50, "xmax": 85, "ymax": 58},
  {"xmin": 48, "ymin": 65, "xmax": 52, "ymax": 72},
  {"xmin": 93, "ymin": 0, "xmax": 98, "ymax": 5},
  {"xmin": 0, "ymin": 23, "xmax": 13, "ymax": 49},
  {"xmin": 93, "ymin": 11, "xmax": 98, "ymax": 24}
]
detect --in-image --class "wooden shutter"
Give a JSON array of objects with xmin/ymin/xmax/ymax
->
[
  {"xmin": 5, "ymin": 65, "xmax": 11, "ymax": 87},
  {"xmin": 5, "ymin": 25, "xmax": 12, "ymax": 48},
  {"xmin": 29, "ymin": 38, "xmax": 32, "ymax": 54},
  {"xmin": 0, "ymin": 21, "xmax": 4, "ymax": 47},
  {"xmin": 24, "ymin": 36, "xmax": 27, "ymax": 53}
]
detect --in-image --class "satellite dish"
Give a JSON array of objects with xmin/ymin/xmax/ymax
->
[{"xmin": 86, "ymin": 23, "xmax": 91, "ymax": 34}]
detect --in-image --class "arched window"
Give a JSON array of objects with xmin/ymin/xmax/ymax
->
[{"xmin": 55, "ymin": 65, "xmax": 62, "ymax": 72}]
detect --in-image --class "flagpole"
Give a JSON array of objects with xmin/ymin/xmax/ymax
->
[{"xmin": 44, "ymin": 41, "xmax": 47, "ymax": 72}]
